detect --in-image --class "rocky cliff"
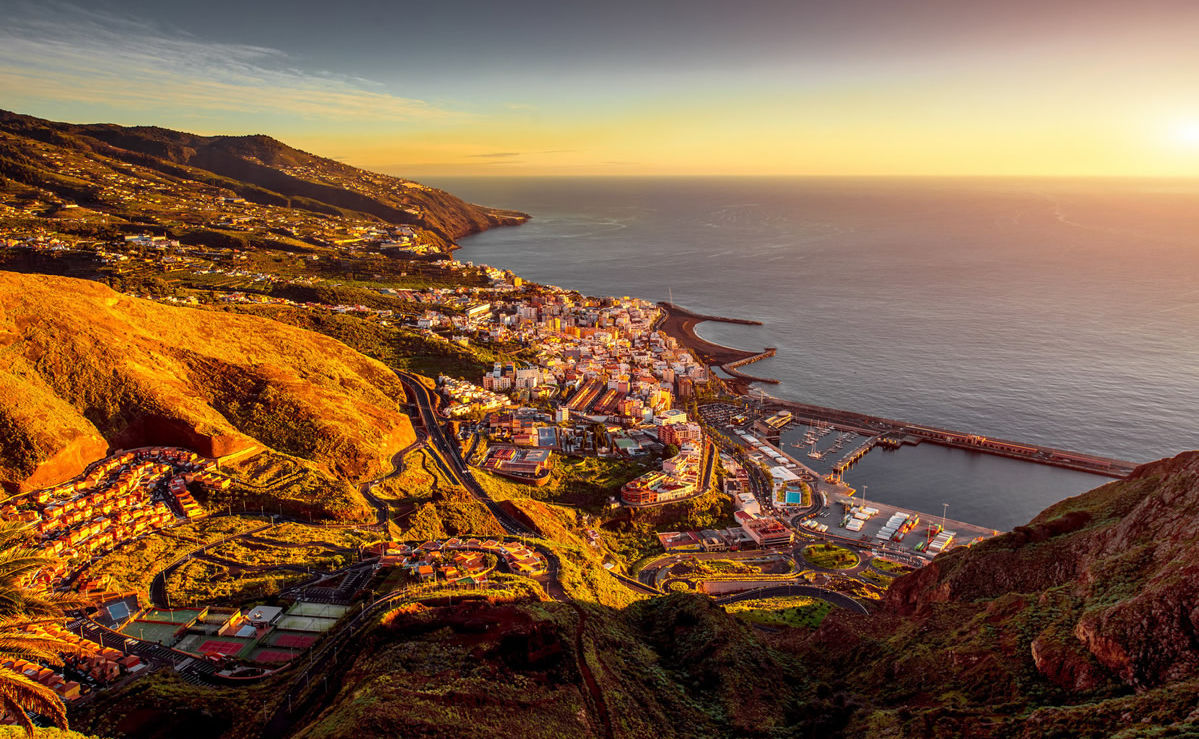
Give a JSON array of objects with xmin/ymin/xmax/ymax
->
[{"xmin": 798, "ymin": 450, "xmax": 1199, "ymax": 736}]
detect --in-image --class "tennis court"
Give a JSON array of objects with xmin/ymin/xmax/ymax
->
[
  {"xmin": 139, "ymin": 608, "xmax": 202, "ymax": 624},
  {"xmin": 121, "ymin": 621, "xmax": 183, "ymax": 645},
  {"xmin": 287, "ymin": 602, "xmax": 349, "ymax": 619},
  {"xmin": 197, "ymin": 638, "xmax": 251, "ymax": 657},
  {"xmin": 276, "ymin": 615, "xmax": 339, "ymax": 633},
  {"xmin": 249, "ymin": 648, "xmax": 299, "ymax": 663},
  {"xmin": 268, "ymin": 632, "xmax": 317, "ymax": 649}
]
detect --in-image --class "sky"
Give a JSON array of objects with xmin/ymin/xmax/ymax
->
[{"xmin": 2, "ymin": 0, "xmax": 1199, "ymax": 177}]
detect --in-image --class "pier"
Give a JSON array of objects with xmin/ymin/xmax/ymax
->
[
  {"xmin": 724, "ymin": 347, "xmax": 776, "ymax": 370},
  {"xmin": 832, "ymin": 435, "xmax": 883, "ymax": 475},
  {"xmin": 720, "ymin": 348, "xmax": 780, "ymax": 385}
]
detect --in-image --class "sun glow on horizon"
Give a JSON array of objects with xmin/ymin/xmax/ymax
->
[
  {"xmin": 4, "ymin": 1, "xmax": 1199, "ymax": 177},
  {"xmin": 1171, "ymin": 121, "xmax": 1199, "ymax": 150}
]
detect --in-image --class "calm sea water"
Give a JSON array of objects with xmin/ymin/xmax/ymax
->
[{"xmin": 439, "ymin": 177, "xmax": 1199, "ymax": 530}]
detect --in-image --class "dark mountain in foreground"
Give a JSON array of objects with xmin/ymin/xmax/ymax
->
[
  {"xmin": 0, "ymin": 109, "xmax": 526, "ymax": 250},
  {"xmin": 292, "ymin": 453, "xmax": 1199, "ymax": 738},
  {"xmin": 788, "ymin": 449, "xmax": 1199, "ymax": 736}
]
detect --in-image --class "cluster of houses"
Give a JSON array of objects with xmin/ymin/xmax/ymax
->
[
  {"xmin": 439, "ymin": 375, "xmax": 513, "ymax": 417},
  {"xmin": 372, "ymin": 538, "xmax": 549, "ymax": 581},
  {"xmin": 657, "ymin": 513, "xmax": 794, "ymax": 553},
  {"xmin": 621, "ymin": 438, "xmax": 705, "ymax": 506},
  {"xmin": 484, "ymin": 408, "xmax": 567, "ymax": 447},
  {"xmin": 398, "ymin": 277, "xmax": 706, "ymax": 425},
  {"xmin": 480, "ymin": 362, "xmax": 553, "ymax": 394},
  {"xmin": 651, "ymin": 448, "xmax": 795, "ymax": 552},
  {"xmin": 2, "ymin": 447, "xmax": 219, "ymax": 587}
]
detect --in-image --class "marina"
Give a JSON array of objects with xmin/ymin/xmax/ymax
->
[{"xmin": 715, "ymin": 413, "xmax": 1001, "ymax": 558}]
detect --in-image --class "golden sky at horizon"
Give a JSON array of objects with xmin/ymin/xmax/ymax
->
[{"xmin": 3, "ymin": 0, "xmax": 1199, "ymax": 177}]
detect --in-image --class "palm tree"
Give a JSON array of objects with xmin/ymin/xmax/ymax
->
[{"xmin": 0, "ymin": 519, "xmax": 83, "ymax": 735}]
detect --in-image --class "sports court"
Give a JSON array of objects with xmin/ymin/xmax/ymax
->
[
  {"xmin": 174, "ymin": 633, "xmax": 254, "ymax": 656},
  {"xmin": 196, "ymin": 638, "xmax": 251, "ymax": 656},
  {"xmin": 267, "ymin": 632, "xmax": 317, "ymax": 649},
  {"xmin": 139, "ymin": 608, "xmax": 202, "ymax": 624},
  {"xmin": 249, "ymin": 647, "xmax": 300, "ymax": 663},
  {"xmin": 120, "ymin": 621, "xmax": 183, "ymax": 645},
  {"xmin": 275, "ymin": 615, "xmax": 338, "ymax": 633},
  {"xmin": 286, "ymin": 602, "xmax": 349, "ymax": 619},
  {"xmin": 105, "ymin": 601, "xmax": 131, "ymax": 622}
]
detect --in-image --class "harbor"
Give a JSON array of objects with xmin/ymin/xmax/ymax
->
[{"xmin": 721, "ymin": 416, "xmax": 1001, "ymax": 558}]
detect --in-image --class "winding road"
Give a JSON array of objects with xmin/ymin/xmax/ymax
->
[
  {"xmin": 715, "ymin": 583, "xmax": 870, "ymax": 615},
  {"xmin": 396, "ymin": 370, "xmax": 539, "ymax": 538}
]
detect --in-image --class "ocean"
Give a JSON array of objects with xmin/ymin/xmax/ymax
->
[{"xmin": 435, "ymin": 177, "xmax": 1199, "ymax": 530}]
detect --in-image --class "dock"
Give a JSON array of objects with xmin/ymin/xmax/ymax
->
[
  {"xmin": 831, "ymin": 434, "xmax": 883, "ymax": 475},
  {"xmin": 729, "ymin": 423, "xmax": 998, "ymax": 554}
]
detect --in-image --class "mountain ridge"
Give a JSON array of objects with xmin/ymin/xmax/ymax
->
[{"xmin": 0, "ymin": 109, "xmax": 527, "ymax": 252}]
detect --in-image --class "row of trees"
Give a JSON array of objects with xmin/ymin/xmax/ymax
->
[{"xmin": 0, "ymin": 521, "xmax": 84, "ymax": 735}]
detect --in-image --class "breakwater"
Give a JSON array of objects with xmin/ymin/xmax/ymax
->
[
  {"xmin": 721, "ymin": 348, "xmax": 779, "ymax": 384},
  {"xmin": 767, "ymin": 398, "xmax": 1135, "ymax": 478}
]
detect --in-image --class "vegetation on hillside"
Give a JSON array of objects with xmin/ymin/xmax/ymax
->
[
  {"xmin": 0, "ymin": 522, "xmax": 84, "ymax": 734},
  {"xmin": 230, "ymin": 305, "xmax": 510, "ymax": 380},
  {"xmin": 0, "ymin": 272, "xmax": 416, "ymax": 493},
  {"xmin": 371, "ymin": 448, "xmax": 504, "ymax": 540},
  {"xmin": 726, "ymin": 596, "xmax": 834, "ymax": 629}
]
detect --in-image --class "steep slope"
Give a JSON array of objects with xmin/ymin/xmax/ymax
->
[
  {"xmin": 290, "ymin": 595, "xmax": 829, "ymax": 739},
  {"xmin": 0, "ymin": 271, "xmax": 415, "ymax": 492},
  {"xmin": 796, "ymin": 450, "xmax": 1199, "ymax": 736}
]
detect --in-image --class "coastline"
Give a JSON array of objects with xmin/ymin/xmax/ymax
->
[
  {"xmin": 654, "ymin": 302, "xmax": 775, "ymax": 393},
  {"xmin": 653, "ymin": 302, "xmax": 1136, "ymax": 479},
  {"xmin": 657, "ymin": 301, "xmax": 776, "ymax": 393}
]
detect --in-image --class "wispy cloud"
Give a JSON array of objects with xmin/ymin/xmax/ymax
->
[
  {"xmin": 468, "ymin": 152, "xmax": 521, "ymax": 159},
  {"xmin": 0, "ymin": 1, "xmax": 459, "ymax": 123}
]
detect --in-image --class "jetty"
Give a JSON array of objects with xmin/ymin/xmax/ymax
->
[{"xmin": 720, "ymin": 347, "xmax": 779, "ymax": 384}]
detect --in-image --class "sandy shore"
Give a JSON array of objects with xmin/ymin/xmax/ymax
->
[{"xmin": 655, "ymin": 302, "xmax": 775, "ymax": 392}]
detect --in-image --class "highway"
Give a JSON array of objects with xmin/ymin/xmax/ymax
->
[{"xmin": 395, "ymin": 370, "xmax": 538, "ymax": 538}]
